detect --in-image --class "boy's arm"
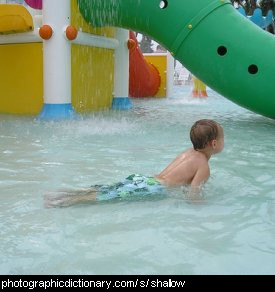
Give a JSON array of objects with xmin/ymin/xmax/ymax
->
[
  {"xmin": 186, "ymin": 165, "xmax": 210, "ymax": 202},
  {"xmin": 191, "ymin": 164, "xmax": 210, "ymax": 188}
]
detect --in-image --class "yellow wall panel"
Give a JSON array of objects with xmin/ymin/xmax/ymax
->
[
  {"xmin": 72, "ymin": 44, "xmax": 114, "ymax": 112},
  {"xmin": 0, "ymin": 43, "xmax": 43, "ymax": 115},
  {"xmin": 71, "ymin": 0, "xmax": 115, "ymax": 112},
  {"xmin": 144, "ymin": 55, "xmax": 167, "ymax": 98}
]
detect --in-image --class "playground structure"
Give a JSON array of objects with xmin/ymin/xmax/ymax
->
[
  {"xmin": 193, "ymin": 1, "xmax": 275, "ymax": 100},
  {"xmin": 129, "ymin": 31, "xmax": 174, "ymax": 98},
  {"xmin": 190, "ymin": 3, "xmax": 275, "ymax": 100},
  {"xmin": 1, "ymin": 0, "xmax": 275, "ymax": 119},
  {"xmin": 0, "ymin": 0, "xmax": 173, "ymax": 120}
]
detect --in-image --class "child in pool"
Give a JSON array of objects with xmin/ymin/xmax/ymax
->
[{"xmin": 45, "ymin": 119, "xmax": 224, "ymax": 207}]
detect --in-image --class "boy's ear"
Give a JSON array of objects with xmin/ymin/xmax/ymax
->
[{"xmin": 211, "ymin": 139, "xmax": 217, "ymax": 149}]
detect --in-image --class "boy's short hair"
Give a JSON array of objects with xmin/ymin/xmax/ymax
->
[{"xmin": 190, "ymin": 119, "xmax": 221, "ymax": 150}]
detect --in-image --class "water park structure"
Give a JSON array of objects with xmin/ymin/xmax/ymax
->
[
  {"xmin": 0, "ymin": 0, "xmax": 275, "ymax": 119},
  {"xmin": 191, "ymin": 2, "xmax": 274, "ymax": 99},
  {"xmin": 129, "ymin": 31, "xmax": 174, "ymax": 99},
  {"xmin": 0, "ymin": 0, "xmax": 174, "ymax": 120}
]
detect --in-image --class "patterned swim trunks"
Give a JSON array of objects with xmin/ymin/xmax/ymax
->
[{"xmin": 95, "ymin": 174, "xmax": 166, "ymax": 202}]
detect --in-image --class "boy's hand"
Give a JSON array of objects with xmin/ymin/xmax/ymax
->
[{"xmin": 185, "ymin": 185, "xmax": 206, "ymax": 204}]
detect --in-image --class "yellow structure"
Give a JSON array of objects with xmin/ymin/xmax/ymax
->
[
  {"xmin": 192, "ymin": 76, "xmax": 208, "ymax": 98},
  {"xmin": 144, "ymin": 54, "xmax": 167, "ymax": 98},
  {"xmin": 0, "ymin": 42, "xmax": 43, "ymax": 114},
  {"xmin": 0, "ymin": 0, "xmax": 115, "ymax": 115},
  {"xmin": 71, "ymin": 0, "xmax": 115, "ymax": 113},
  {"xmin": 0, "ymin": 4, "xmax": 33, "ymax": 34}
]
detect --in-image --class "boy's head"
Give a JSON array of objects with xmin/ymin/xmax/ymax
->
[{"xmin": 190, "ymin": 119, "xmax": 224, "ymax": 153}]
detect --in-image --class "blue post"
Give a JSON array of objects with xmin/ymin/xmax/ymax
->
[
  {"xmin": 112, "ymin": 97, "xmax": 133, "ymax": 110},
  {"xmin": 37, "ymin": 104, "xmax": 79, "ymax": 121}
]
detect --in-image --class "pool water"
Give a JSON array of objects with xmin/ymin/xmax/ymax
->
[{"xmin": 1, "ymin": 85, "xmax": 275, "ymax": 275}]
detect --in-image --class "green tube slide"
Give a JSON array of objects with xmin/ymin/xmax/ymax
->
[{"xmin": 78, "ymin": 0, "xmax": 275, "ymax": 119}]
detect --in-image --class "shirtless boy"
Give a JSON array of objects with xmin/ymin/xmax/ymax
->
[
  {"xmin": 45, "ymin": 119, "xmax": 224, "ymax": 207},
  {"xmin": 156, "ymin": 119, "xmax": 224, "ymax": 187}
]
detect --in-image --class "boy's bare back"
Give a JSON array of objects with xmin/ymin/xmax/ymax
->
[{"xmin": 155, "ymin": 149, "xmax": 210, "ymax": 187}]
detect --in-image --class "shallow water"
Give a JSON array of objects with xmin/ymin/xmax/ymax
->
[{"xmin": 1, "ymin": 85, "xmax": 275, "ymax": 275}]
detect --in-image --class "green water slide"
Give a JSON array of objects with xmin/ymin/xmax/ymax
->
[{"xmin": 78, "ymin": 0, "xmax": 275, "ymax": 119}]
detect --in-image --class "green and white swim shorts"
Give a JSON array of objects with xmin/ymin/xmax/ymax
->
[{"xmin": 94, "ymin": 174, "xmax": 166, "ymax": 202}]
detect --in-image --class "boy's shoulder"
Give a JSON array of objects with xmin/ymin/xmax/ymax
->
[{"xmin": 187, "ymin": 149, "xmax": 209, "ymax": 168}]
